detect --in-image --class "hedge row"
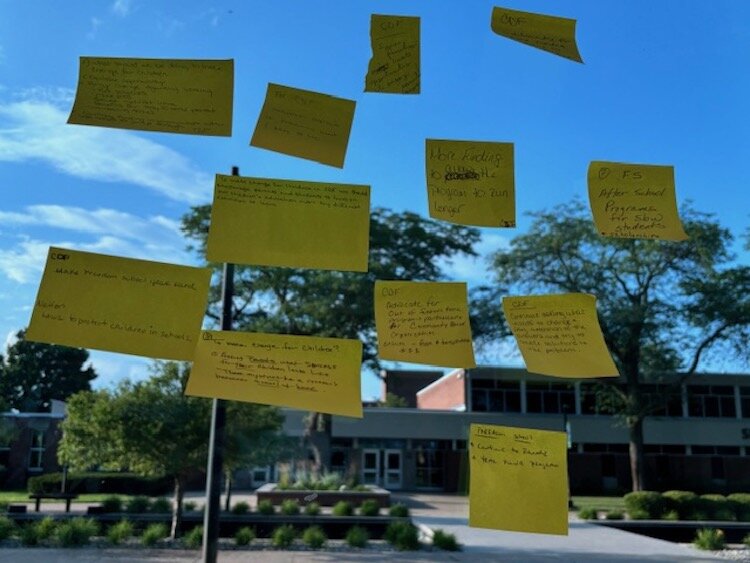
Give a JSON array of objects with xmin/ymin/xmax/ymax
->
[
  {"xmin": 27, "ymin": 472, "xmax": 172, "ymax": 496},
  {"xmin": 624, "ymin": 491, "xmax": 750, "ymax": 521}
]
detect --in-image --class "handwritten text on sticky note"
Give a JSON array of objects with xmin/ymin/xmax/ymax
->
[
  {"xmin": 470, "ymin": 423, "xmax": 568, "ymax": 535},
  {"xmin": 185, "ymin": 331, "xmax": 363, "ymax": 418},
  {"xmin": 426, "ymin": 139, "xmax": 515, "ymax": 227},
  {"xmin": 588, "ymin": 161, "xmax": 688, "ymax": 241},
  {"xmin": 27, "ymin": 247, "xmax": 211, "ymax": 360},
  {"xmin": 67, "ymin": 57, "xmax": 233, "ymax": 136},
  {"xmin": 365, "ymin": 14, "xmax": 420, "ymax": 94},
  {"xmin": 375, "ymin": 281, "xmax": 476, "ymax": 368},
  {"xmin": 503, "ymin": 294, "xmax": 619, "ymax": 378}
]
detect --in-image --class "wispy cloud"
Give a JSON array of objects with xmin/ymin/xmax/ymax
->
[
  {"xmin": 437, "ymin": 232, "xmax": 509, "ymax": 286},
  {"xmin": 111, "ymin": 0, "xmax": 133, "ymax": 17},
  {"xmin": 87, "ymin": 17, "xmax": 102, "ymax": 40},
  {"xmin": 0, "ymin": 96, "xmax": 212, "ymax": 203}
]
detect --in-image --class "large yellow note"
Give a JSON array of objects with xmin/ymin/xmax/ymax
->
[
  {"xmin": 67, "ymin": 57, "xmax": 233, "ymax": 136},
  {"xmin": 374, "ymin": 281, "xmax": 475, "ymax": 368},
  {"xmin": 365, "ymin": 14, "xmax": 420, "ymax": 94},
  {"xmin": 27, "ymin": 247, "xmax": 211, "ymax": 360},
  {"xmin": 250, "ymin": 83, "xmax": 356, "ymax": 168},
  {"xmin": 185, "ymin": 331, "xmax": 363, "ymax": 418},
  {"xmin": 491, "ymin": 6, "xmax": 583, "ymax": 63},
  {"xmin": 470, "ymin": 423, "xmax": 568, "ymax": 535},
  {"xmin": 588, "ymin": 161, "xmax": 688, "ymax": 241},
  {"xmin": 426, "ymin": 139, "xmax": 515, "ymax": 227},
  {"xmin": 206, "ymin": 174, "xmax": 370, "ymax": 271},
  {"xmin": 503, "ymin": 294, "xmax": 618, "ymax": 378}
]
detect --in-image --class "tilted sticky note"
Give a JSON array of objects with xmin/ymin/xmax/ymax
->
[
  {"xmin": 375, "ymin": 281, "xmax": 476, "ymax": 368},
  {"xmin": 250, "ymin": 83, "xmax": 356, "ymax": 168},
  {"xmin": 503, "ymin": 294, "xmax": 619, "ymax": 378},
  {"xmin": 206, "ymin": 174, "xmax": 370, "ymax": 272},
  {"xmin": 588, "ymin": 161, "xmax": 688, "ymax": 241},
  {"xmin": 27, "ymin": 247, "xmax": 211, "ymax": 360},
  {"xmin": 470, "ymin": 423, "xmax": 568, "ymax": 535},
  {"xmin": 185, "ymin": 331, "xmax": 363, "ymax": 418},
  {"xmin": 426, "ymin": 139, "xmax": 515, "ymax": 227},
  {"xmin": 491, "ymin": 6, "xmax": 583, "ymax": 63},
  {"xmin": 67, "ymin": 57, "xmax": 234, "ymax": 136},
  {"xmin": 365, "ymin": 14, "xmax": 420, "ymax": 94}
]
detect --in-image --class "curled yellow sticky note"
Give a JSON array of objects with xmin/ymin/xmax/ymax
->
[{"xmin": 365, "ymin": 14, "xmax": 420, "ymax": 94}]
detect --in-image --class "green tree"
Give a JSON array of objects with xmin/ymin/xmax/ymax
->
[
  {"xmin": 479, "ymin": 201, "xmax": 750, "ymax": 491},
  {"xmin": 0, "ymin": 329, "xmax": 96, "ymax": 412}
]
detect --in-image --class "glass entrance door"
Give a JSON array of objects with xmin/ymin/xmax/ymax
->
[
  {"xmin": 362, "ymin": 449, "xmax": 380, "ymax": 485},
  {"xmin": 384, "ymin": 449, "xmax": 402, "ymax": 490}
]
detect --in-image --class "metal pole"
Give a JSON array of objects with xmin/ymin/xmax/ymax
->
[{"xmin": 202, "ymin": 166, "xmax": 238, "ymax": 562}]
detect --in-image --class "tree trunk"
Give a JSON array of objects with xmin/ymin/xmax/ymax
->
[
  {"xmin": 170, "ymin": 476, "xmax": 185, "ymax": 539},
  {"xmin": 224, "ymin": 469, "xmax": 232, "ymax": 512},
  {"xmin": 628, "ymin": 417, "xmax": 646, "ymax": 491},
  {"xmin": 304, "ymin": 412, "xmax": 332, "ymax": 472}
]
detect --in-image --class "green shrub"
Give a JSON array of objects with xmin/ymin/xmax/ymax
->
[
  {"xmin": 698, "ymin": 494, "xmax": 733, "ymax": 520},
  {"xmin": 107, "ymin": 519, "xmax": 133, "ymax": 545},
  {"xmin": 605, "ymin": 510, "xmax": 624, "ymax": 520},
  {"xmin": 358, "ymin": 499, "xmax": 380, "ymax": 517},
  {"xmin": 141, "ymin": 523, "xmax": 168, "ymax": 547},
  {"xmin": 231, "ymin": 501, "xmax": 250, "ymax": 515},
  {"xmin": 257, "ymin": 499, "xmax": 275, "ymax": 515},
  {"xmin": 302, "ymin": 525, "xmax": 326, "ymax": 549},
  {"xmin": 101, "ymin": 495, "xmax": 123, "ymax": 513},
  {"xmin": 184, "ymin": 526, "xmax": 202, "ymax": 549},
  {"xmin": 728, "ymin": 493, "xmax": 750, "ymax": 521},
  {"xmin": 686, "ymin": 510, "xmax": 709, "ymax": 521},
  {"xmin": 624, "ymin": 491, "xmax": 664, "ymax": 519},
  {"xmin": 55, "ymin": 517, "xmax": 98, "ymax": 547},
  {"xmin": 332, "ymin": 500, "xmax": 353, "ymax": 516},
  {"xmin": 0, "ymin": 516, "xmax": 16, "ymax": 541},
  {"xmin": 20, "ymin": 524, "xmax": 40, "ymax": 546},
  {"xmin": 126, "ymin": 495, "xmax": 151, "ymax": 514},
  {"xmin": 304, "ymin": 501, "xmax": 321, "ymax": 516},
  {"xmin": 662, "ymin": 490, "xmax": 698, "ymax": 520},
  {"xmin": 693, "ymin": 528, "xmax": 725, "ymax": 551},
  {"xmin": 743, "ymin": 532, "xmax": 750, "ymax": 547},
  {"xmin": 281, "ymin": 499, "xmax": 300, "ymax": 516},
  {"xmin": 385, "ymin": 520, "xmax": 420, "ymax": 551},
  {"xmin": 432, "ymin": 529, "xmax": 460, "ymax": 551},
  {"xmin": 389, "ymin": 503, "xmax": 410, "ymax": 517},
  {"xmin": 235, "ymin": 526, "xmax": 255, "ymax": 546},
  {"xmin": 271, "ymin": 524, "xmax": 296, "ymax": 548},
  {"xmin": 345, "ymin": 525, "xmax": 369, "ymax": 548},
  {"xmin": 35, "ymin": 516, "xmax": 57, "ymax": 541},
  {"xmin": 183, "ymin": 501, "xmax": 197, "ymax": 512},
  {"xmin": 662, "ymin": 510, "xmax": 680, "ymax": 521},
  {"xmin": 150, "ymin": 497, "xmax": 171, "ymax": 513},
  {"xmin": 577, "ymin": 507, "xmax": 598, "ymax": 520}
]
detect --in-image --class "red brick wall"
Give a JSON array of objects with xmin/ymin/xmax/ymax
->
[{"xmin": 417, "ymin": 371, "xmax": 465, "ymax": 410}]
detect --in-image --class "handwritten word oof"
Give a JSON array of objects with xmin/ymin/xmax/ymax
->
[
  {"xmin": 426, "ymin": 139, "xmax": 515, "ymax": 227},
  {"xmin": 503, "ymin": 294, "xmax": 619, "ymax": 378},
  {"xmin": 374, "ymin": 281, "xmax": 476, "ymax": 368},
  {"xmin": 365, "ymin": 14, "xmax": 420, "ymax": 94},
  {"xmin": 470, "ymin": 423, "xmax": 568, "ymax": 535},
  {"xmin": 67, "ymin": 57, "xmax": 233, "ymax": 136},
  {"xmin": 186, "ymin": 331, "xmax": 363, "ymax": 418},
  {"xmin": 588, "ymin": 161, "xmax": 688, "ymax": 241},
  {"xmin": 491, "ymin": 6, "xmax": 583, "ymax": 63},
  {"xmin": 250, "ymin": 83, "xmax": 356, "ymax": 168},
  {"xmin": 207, "ymin": 174, "xmax": 370, "ymax": 272},
  {"xmin": 27, "ymin": 247, "xmax": 211, "ymax": 360}
]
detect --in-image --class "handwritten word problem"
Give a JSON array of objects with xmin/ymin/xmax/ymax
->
[{"xmin": 365, "ymin": 14, "xmax": 420, "ymax": 94}]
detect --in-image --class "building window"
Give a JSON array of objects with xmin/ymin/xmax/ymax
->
[
  {"xmin": 415, "ymin": 447, "xmax": 444, "ymax": 489},
  {"xmin": 330, "ymin": 449, "xmax": 348, "ymax": 474},
  {"xmin": 470, "ymin": 380, "xmax": 521, "ymax": 413},
  {"xmin": 28, "ymin": 430, "xmax": 44, "ymax": 470},
  {"xmin": 711, "ymin": 456, "xmax": 726, "ymax": 481},
  {"xmin": 741, "ymin": 387, "xmax": 750, "ymax": 418},
  {"xmin": 691, "ymin": 445, "xmax": 740, "ymax": 456},
  {"xmin": 644, "ymin": 445, "xmax": 686, "ymax": 455},
  {"xmin": 687, "ymin": 385, "xmax": 736, "ymax": 418},
  {"xmin": 641, "ymin": 385, "xmax": 683, "ymax": 417},
  {"xmin": 581, "ymin": 443, "xmax": 629, "ymax": 454},
  {"xmin": 526, "ymin": 383, "xmax": 575, "ymax": 414}
]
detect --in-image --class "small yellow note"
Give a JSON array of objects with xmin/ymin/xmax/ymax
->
[
  {"xmin": 27, "ymin": 247, "xmax": 211, "ymax": 360},
  {"xmin": 250, "ymin": 83, "xmax": 356, "ymax": 168},
  {"xmin": 470, "ymin": 423, "xmax": 568, "ymax": 535},
  {"xmin": 375, "ymin": 281, "xmax": 476, "ymax": 368},
  {"xmin": 365, "ymin": 14, "xmax": 420, "ymax": 94},
  {"xmin": 207, "ymin": 175, "xmax": 370, "ymax": 272},
  {"xmin": 588, "ymin": 161, "xmax": 688, "ymax": 241},
  {"xmin": 491, "ymin": 6, "xmax": 583, "ymax": 63},
  {"xmin": 503, "ymin": 294, "xmax": 619, "ymax": 378},
  {"xmin": 185, "ymin": 331, "xmax": 363, "ymax": 418},
  {"xmin": 426, "ymin": 139, "xmax": 515, "ymax": 227},
  {"xmin": 67, "ymin": 57, "xmax": 233, "ymax": 136}
]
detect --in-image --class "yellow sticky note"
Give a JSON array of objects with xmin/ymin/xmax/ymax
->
[
  {"xmin": 185, "ymin": 331, "xmax": 363, "ymax": 418},
  {"xmin": 67, "ymin": 57, "xmax": 233, "ymax": 136},
  {"xmin": 375, "ymin": 281, "xmax": 476, "ymax": 368},
  {"xmin": 588, "ymin": 161, "xmax": 688, "ymax": 241},
  {"xmin": 27, "ymin": 247, "xmax": 211, "ymax": 360},
  {"xmin": 206, "ymin": 175, "xmax": 370, "ymax": 272},
  {"xmin": 491, "ymin": 6, "xmax": 583, "ymax": 63},
  {"xmin": 503, "ymin": 294, "xmax": 619, "ymax": 378},
  {"xmin": 426, "ymin": 139, "xmax": 515, "ymax": 227},
  {"xmin": 365, "ymin": 14, "xmax": 420, "ymax": 94},
  {"xmin": 250, "ymin": 83, "xmax": 356, "ymax": 168},
  {"xmin": 470, "ymin": 423, "xmax": 568, "ymax": 535}
]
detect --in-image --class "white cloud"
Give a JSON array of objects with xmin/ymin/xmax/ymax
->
[
  {"xmin": 88, "ymin": 350, "xmax": 151, "ymax": 390},
  {"xmin": 437, "ymin": 232, "xmax": 509, "ymax": 286},
  {"xmin": 87, "ymin": 17, "xmax": 102, "ymax": 40},
  {"xmin": 0, "ymin": 98, "xmax": 212, "ymax": 203},
  {"xmin": 111, "ymin": 0, "xmax": 132, "ymax": 17}
]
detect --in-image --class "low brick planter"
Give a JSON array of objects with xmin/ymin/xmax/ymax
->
[{"xmin": 255, "ymin": 483, "xmax": 391, "ymax": 508}]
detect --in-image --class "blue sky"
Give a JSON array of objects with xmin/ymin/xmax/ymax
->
[{"xmin": 1, "ymin": 1, "xmax": 748, "ymax": 400}]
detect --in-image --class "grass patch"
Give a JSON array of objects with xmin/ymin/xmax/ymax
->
[
  {"xmin": 572, "ymin": 496, "xmax": 626, "ymax": 513},
  {"xmin": 693, "ymin": 528, "xmax": 725, "ymax": 551}
]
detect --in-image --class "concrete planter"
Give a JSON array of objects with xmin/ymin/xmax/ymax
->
[{"xmin": 255, "ymin": 483, "xmax": 391, "ymax": 508}]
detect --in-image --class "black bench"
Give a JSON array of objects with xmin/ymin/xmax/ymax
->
[{"xmin": 28, "ymin": 493, "xmax": 79, "ymax": 512}]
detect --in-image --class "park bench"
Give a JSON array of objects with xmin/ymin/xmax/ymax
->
[{"xmin": 28, "ymin": 492, "xmax": 79, "ymax": 512}]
